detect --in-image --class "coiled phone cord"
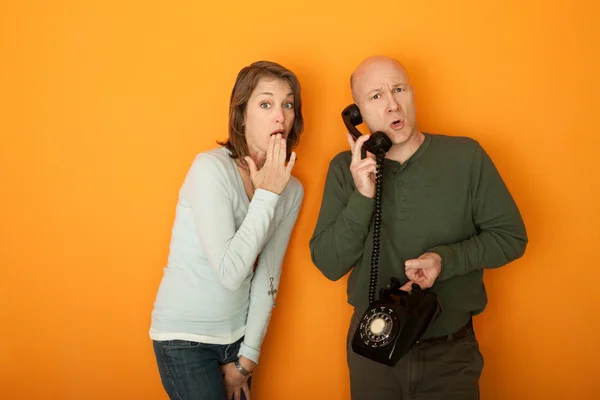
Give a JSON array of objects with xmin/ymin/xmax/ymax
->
[{"xmin": 368, "ymin": 151, "xmax": 385, "ymax": 304}]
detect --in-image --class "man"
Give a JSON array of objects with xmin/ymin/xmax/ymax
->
[{"xmin": 309, "ymin": 55, "xmax": 528, "ymax": 399}]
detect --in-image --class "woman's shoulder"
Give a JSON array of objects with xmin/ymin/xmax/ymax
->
[
  {"xmin": 287, "ymin": 175, "xmax": 303, "ymax": 194},
  {"xmin": 189, "ymin": 147, "xmax": 234, "ymax": 175},
  {"xmin": 281, "ymin": 175, "xmax": 304, "ymax": 207},
  {"xmin": 193, "ymin": 146, "xmax": 231, "ymax": 163}
]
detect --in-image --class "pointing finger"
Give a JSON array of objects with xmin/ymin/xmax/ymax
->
[{"xmin": 400, "ymin": 281, "xmax": 414, "ymax": 292}]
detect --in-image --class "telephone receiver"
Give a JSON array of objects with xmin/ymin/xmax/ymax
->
[{"xmin": 342, "ymin": 104, "xmax": 392, "ymax": 156}]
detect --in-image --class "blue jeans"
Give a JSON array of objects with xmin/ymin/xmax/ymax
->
[{"xmin": 153, "ymin": 337, "xmax": 252, "ymax": 400}]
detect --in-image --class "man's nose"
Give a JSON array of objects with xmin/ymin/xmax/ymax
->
[{"xmin": 387, "ymin": 95, "xmax": 400, "ymax": 113}]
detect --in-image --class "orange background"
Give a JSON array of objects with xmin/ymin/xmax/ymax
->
[{"xmin": 1, "ymin": 1, "xmax": 599, "ymax": 399}]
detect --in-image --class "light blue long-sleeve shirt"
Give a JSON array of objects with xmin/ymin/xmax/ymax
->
[{"xmin": 150, "ymin": 146, "xmax": 303, "ymax": 363}]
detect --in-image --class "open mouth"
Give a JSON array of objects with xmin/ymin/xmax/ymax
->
[
  {"xmin": 390, "ymin": 119, "xmax": 404, "ymax": 130},
  {"xmin": 270, "ymin": 130, "xmax": 285, "ymax": 136}
]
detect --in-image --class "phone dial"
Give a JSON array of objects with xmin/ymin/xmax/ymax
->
[{"xmin": 341, "ymin": 104, "xmax": 442, "ymax": 366}]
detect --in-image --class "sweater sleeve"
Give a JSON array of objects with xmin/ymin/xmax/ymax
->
[
  {"xmin": 309, "ymin": 155, "xmax": 375, "ymax": 281},
  {"xmin": 186, "ymin": 153, "xmax": 280, "ymax": 291},
  {"xmin": 238, "ymin": 182, "xmax": 304, "ymax": 363},
  {"xmin": 428, "ymin": 143, "xmax": 528, "ymax": 281}
]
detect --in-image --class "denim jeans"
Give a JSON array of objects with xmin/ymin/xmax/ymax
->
[{"xmin": 153, "ymin": 337, "xmax": 252, "ymax": 400}]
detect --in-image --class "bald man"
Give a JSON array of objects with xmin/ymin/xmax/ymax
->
[{"xmin": 309, "ymin": 56, "xmax": 528, "ymax": 399}]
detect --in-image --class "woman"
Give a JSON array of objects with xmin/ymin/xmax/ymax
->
[{"xmin": 150, "ymin": 60, "xmax": 304, "ymax": 400}]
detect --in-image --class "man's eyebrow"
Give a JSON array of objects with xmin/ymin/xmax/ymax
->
[
  {"xmin": 365, "ymin": 83, "xmax": 408, "ymax": 97},
  {"xmin": 366, "ymin": 87, "xmax": 383, "ymax": 96}
]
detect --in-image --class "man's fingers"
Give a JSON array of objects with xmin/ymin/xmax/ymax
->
[
  {"xmin": 355, "ymin": 164, "xmax": 377, "ymax": 177},
  {"xmin": 400, "ymin": 281, "xmax": 414, "ymax": 292},
  {"xmin": 405, "ymin": 259, "xmax": 424, "ymax": 269},
  {"xmin": 405, "ymin": 268, "xmax": 417, "ymax": 281},
  {"xmin": 351, "ymin": 134, "xmax": 370, "ymax": 165},
  {"xmin": 346, "ymin": 132, "xmax": 355, "ymax": 150},
  {"xmin": 351, "ymin": 158, "xmax": 377, "ymax": 176},
  {"xmin": 353, "ymin": 157, "xmax": 377, "ymax": 168},
  {"xmin": 353, "ymin": 159, "xmax": 377, "ymax": 174}
]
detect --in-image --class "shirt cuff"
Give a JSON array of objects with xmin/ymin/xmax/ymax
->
[
  {"xmin": 426, "ymin": 245, "xmax": 453, "ymax": 281},
  {"xmin": 252, "ymin": 188, "xmax": 280, "ymax": 206},
  {"xmin": 342, "ymin": 190, "xmax": 376, "ymax": 227},
  {"xmin": 238, "ymin": 342, "xmax": 260, "ymax": 364}
]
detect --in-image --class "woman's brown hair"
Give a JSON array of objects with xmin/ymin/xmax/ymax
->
[{"xmin": 218, "ymin": 60, "xmax": 303, "ymax": 161}]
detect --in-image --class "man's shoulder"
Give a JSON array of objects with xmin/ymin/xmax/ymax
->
[
  {"xmin": 329, "ymin": 150, "xmax": 353, "ymax": 167},
  {"xmin": 429, "ymin": 133, "xmax": 480, "ymax": 151},
  {"xmin": 426, "ymin": 133, "xmax": 500, "ymax": 178},
  {"xmin": 427, "ymin": 133, "xmax": 484, "ymax": 162}
]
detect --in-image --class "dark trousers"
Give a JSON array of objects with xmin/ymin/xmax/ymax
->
[{"xmin": 347, "ymin": 312, "xmax": 484, "ymax": 400}]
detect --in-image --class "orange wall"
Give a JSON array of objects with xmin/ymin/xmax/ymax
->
[{"xmin": 1, "ymin": 1, "xmax": 599, "ymax": 399}]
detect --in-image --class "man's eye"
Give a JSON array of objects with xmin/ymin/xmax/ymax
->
[{"xmin": 372, "ymin": 94, "xmax": 381, "ymax": 100}]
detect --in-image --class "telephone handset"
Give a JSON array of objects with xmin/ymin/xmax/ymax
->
[
  {"xmin": 341, "ymin": 104, "xmax": 442, "ymax": 366},
  {"xmin": 342, "ymin": 104, "xmax": 392, "ymax": 156}
]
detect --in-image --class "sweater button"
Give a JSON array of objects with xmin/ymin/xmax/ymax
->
[{"xmin": 400, "ymin": 195, "xmax": 405, "ymax": 201}]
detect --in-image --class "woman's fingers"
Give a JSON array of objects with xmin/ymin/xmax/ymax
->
[
  {"xmin": 272, "ymin": 134, "xmax": 281, "ymax": 164},
  {"xmin": 286, "ymin": 151, "xmax": 297, "ymax": 175},
  {"xmin": 266, "ymin": 134, "xmax": 276, "ymax": 163}
]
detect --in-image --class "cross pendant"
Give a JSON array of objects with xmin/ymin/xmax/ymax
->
[{"xmin": 268, "ymin": 277, "xmax": 277, "ymax": 308}]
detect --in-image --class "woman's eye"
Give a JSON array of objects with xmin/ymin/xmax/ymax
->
[
  {"xmin": 260, "ymin": 103, "xmax": 271, "ymax": 109},
  {"xmin": 283, "ymin": 102, "xmax": 294, "ymax": 109}
]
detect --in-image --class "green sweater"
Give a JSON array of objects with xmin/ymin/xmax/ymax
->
[{"xmin": 309, "ymin": 133, "xmax": 528, "ymax": 339}]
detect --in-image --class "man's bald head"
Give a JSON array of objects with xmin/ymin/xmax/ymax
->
[
  {"xmin": 350, "ymin": 56, "xmax": 410, "ymax": 102},
  {"xmin": 346, "ymin": 55, "xmax": 419, "ymax": 148}
]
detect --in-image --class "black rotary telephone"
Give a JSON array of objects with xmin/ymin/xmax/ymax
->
[{"xmin": 341, "ymin": 104, "xmax": 443, "ymax": 366}]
